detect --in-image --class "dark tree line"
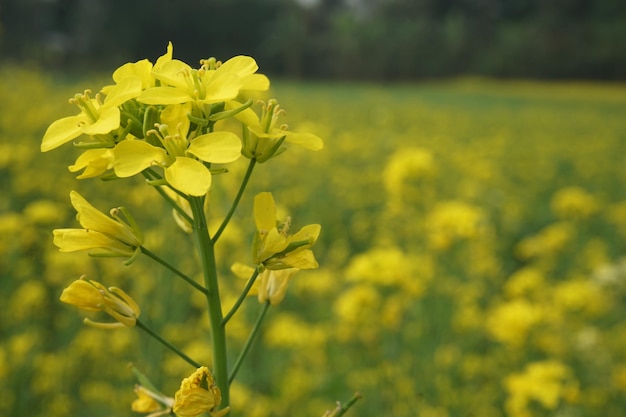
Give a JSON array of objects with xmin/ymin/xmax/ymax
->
[{"xmin": 2, "ymin": 0, "xmax": 625, "ymax": 80}]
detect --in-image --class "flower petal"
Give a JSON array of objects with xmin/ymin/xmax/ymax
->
[
  {"xmin": 103, "ymin": 76, "xmax": 143, "ymax": 108},
  {"xmin": 113, "ymin": 140, "xmax": 168, "ymax": 177},
  {"xmin": 290, "ymin": 224, "xmax": 321, "ymax": 245},
  {"xmin": 111, "ymin": 59, "xmax": 153, "ymax": 87},
  {"xmin": 137, "ymin": 87, "xmax": 194, "ymax": 105},
  {"xmin": 218, "ymin": 56, "xmax": 259, "ymax": 77},
  {"xmin": 165, "ymin": 157, "xmax": 212, "ymax": 196},
  {"xmin": 160, "ymin": 103, "xmax": 192, "ymax": 138},
  {"xmin": 41, "ymin": 114, "xmax": 87, "ymax": 152},
  {"xmin": 151, "ymin": 59, "xmax": 192, "ymax": 89},
  {"xmin": 53, "ymin": 228, "xmax": 128, "ymax": 254},
  {"xmin": 269, "ymin": 249, "xmax": 319, "ymax": 270},
  {"xmin": 201, "ymin": 72, "xmax": 242, "ymax": 104},
  {"xmin": 60, "ymin": 279, "xmax": 104, "ymax": 312},
  {"xmin": 68, "ymin": 148, "xmax": 115, "ymax": 179},
  {"xmin": 82, "ymin": 105, "xmax": 121, "ymax": 135},
  {"xmin": 254, "ymin": 192, "xmax": 277, "ymax": 232},
  {"xmin": 242, "ymin": 73, "xmax": 270, "ymax": 91},
  {"xmin": 69, "ymin": 191, "xmax": 140, "ymax": 246},
  {"xmin": 187, "ymin": 131, "xmax": 241, "ymax": 163},
  {"xmin": 285, "ymin": 131, "xmax": 324, "ymax": 151}
]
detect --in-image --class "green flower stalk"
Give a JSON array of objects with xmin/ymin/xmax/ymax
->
[{"xmin": 41, "ymin": 41, "xmax": 340, "ymax": 417}]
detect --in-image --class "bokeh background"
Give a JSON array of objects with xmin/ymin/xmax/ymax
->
[{"xmin": 2, "ymin": 1, "xmax": 626, "ymax": 417}]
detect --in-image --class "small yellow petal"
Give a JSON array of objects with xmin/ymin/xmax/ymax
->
[
  {"xmin": 165, "ymin": 157, "xmax": 212, "ymax": 196},
  {"xmin": 113, "ymin": 140, "xmax": 168, "ymax": 177},
  {"xmin": 82, "ymin": 105, "xmax": 120, "ymax": 135},
  {"xmin": 201, "ymin": 72, "xmax": 242, "ymax": 104},
  {"xmin": 60, "ymin": 279, "xmax": 104, "ymax": 312},
  {"xmin": 68, "ymin": 149, "xmax": 114, "ymax": 179},
  {"xmin": 103, "ymin": 76, "xmax": 143, "ymax": 108},
  {"xmin": 285, "ymin": 131, "xmax": 324, "ymax": 151},
  {"xmin": 138, "ymin": 87, "xmax": 194, "ymax": 105},
  {"xmin": 41, "ymin": 114, "xmax": 86, "ymax": 152},
  {"xmin": 187, "ymin": 131, "xmax": 241, "ymax": 164},
  {"xmin": 253, "ymin": 192, "xmax": 277, "ymax": 232}
]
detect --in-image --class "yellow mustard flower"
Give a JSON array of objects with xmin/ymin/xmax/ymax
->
[
  {"xmin": 137, "ymin": 54, "xmax": 267, "ymax": 106},
  {"xmin": 42, "ymin": 41, "xmax": 172, "ymax": 153},
  {"xmin": 173, "ymin": 366, "xmax": 229, "ymax": 417},
  {"xmin": 60, "ymin": 276, "xmax": 140, "ymax": 328},
  {"xmin": 112, "ymin": 103, "xmax": 241, "ymax": 196},
  {"xmin": 67, "ymin": 147, "xmax": 116, "ymax": 179},
  {"xmin": 425, "ymin": 200, "xmax": 484, "ymax": 250},
  {"xmin": 504, "ymin": 360, "xmax": 577, "ymax": 416},
  {"xmin": 53, "ymin": 191, "xmax": 143, "ymax": 261},
  {"xmin": 228, "ymin": 99, "xmax": 323, "ymax": 162},
  {"xmin": 485, "ymin": 298, "xmax": 542, "ymax": 347},
  {"xmin": 252, "ymin": 192, "xmax": 320, "ymax": 270},
  {"xmin": 550, "ymin": 186, "xmax": 599, "ymax": 220},
  {"xmin": 231, "ymin": 262, "xmax": 299, "ymax": 305},
  {"xmin": 101, "ymin": 41, "xmax": 173, "ymax": 100},
  {"xmin": 131, "ymin": 385, "xmax": 174, "ymax": 417},
  {"xmin": 59, "ymin": 43, "xmax": 173, "ymax": 178},
  {"xmin": 41, "ymin": 89, "xmax": 120, "ymax": 152}
]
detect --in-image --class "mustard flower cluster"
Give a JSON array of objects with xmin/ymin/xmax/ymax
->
[
  {"xmin": 41, "ymin": 42, "xmax": 322, "ymax": 196},
  {"xmin": 33, "ymin": 44, "xmax": 337, "ymax": 417}
]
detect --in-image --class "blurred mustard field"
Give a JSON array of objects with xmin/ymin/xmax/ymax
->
[{"xmin": 2, "ymin": 65, "xmax": 626, "ymax": 417}]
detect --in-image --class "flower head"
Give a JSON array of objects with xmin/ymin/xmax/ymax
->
[
  {"xmin": 252, "ymin": 192, "xmax": 321, "ymax": 270},
  {"xmin": 234, "ymin": 99, "xmax": 323, "ymax": 163},
  {"xmin": 231, "ymin": 263, "xmax": 299, "ymax": 305},
  {"xmin": 41, "ymin": 90, "xmax": 120, "ymax": 152},
  {"xmin": 60, "ymin": 276, "xmax": 140, "ymax": 328},
  {"xmin": 173, "ymin": 367, "xmax": 229, "ymax": 417},
  {"xmin": 112, "ymin": 107, "xmax": 242, "ymax": 196},
  {"xmin": 53, "ymin": 191, "xmax": 144, "ymax": 263},
  {"xmin": 131, "ymin": 385, "xmax": 175, "ymax": 417}
]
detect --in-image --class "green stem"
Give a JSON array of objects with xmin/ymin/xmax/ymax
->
[
  {"xmin": 142, "ymin": 170, "xmax": 193, "ymax": 224},
  {"xmin": 212, "ymin": 158, "xmax": 256, "ymax": 243},
  {"xmin": 222, "ymin": 268, "xmax": 260, "ymax": 326},
  {"xmin": 229, "ymin": 302, "xmax": 270, "ymax": 385},
  {"xmin": 331, "ymin": 393, "xmax": 363, "ymax": 417},
  {"xmin": 140, "ymin": 246, "xmax": 208, "ymax": 295},
  {"xmin": 189, "ymin": 196, "xmax": 229, "ymax": 406},
  {"xmin": 136, "ymin": 319, "xmax": 201, "ymax": 368}
]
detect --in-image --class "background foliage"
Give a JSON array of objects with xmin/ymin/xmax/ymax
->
[
  {"xmin": 1, "ymin": 64, "xmax": 626, "ymax": 417},
  {"xmin": 2, "ymin": 0, "xmax": 626, "ymax": 80}
]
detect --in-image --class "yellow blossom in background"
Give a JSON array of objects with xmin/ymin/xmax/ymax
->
[
  {"xmin": 551, "ymin": 186, "xmax": 599, "ymax": 220},
  {"xmin": 59, "ymin": 277, "xmax": 140, "ymax": 328},
  {"xmin": 383, "ymin": 146, "xmax": 435, "ymax": 197},
  {"xmin": 504, "ymin": 267, "xmax": 545, "ymax": 298},
  {"xmin": 486, "ymin": 298, "xmax": 542, "ymax": 347},
  {"xmin": 552, "ymin": 278, "xmax": 608, "ymax": 316},
  {"xmin": 131, "ymin": 385, "xmax": 174, "ymax": 417},
  {"xmin": 53, "ymin": 191, "xmax": 143, "ymax": 261},
  {"xmin": 504, "ymin": 361, "xmax": 578, "ymax": 417},
  {"xmin": 344, "ymin": 246, "xmax": 430, "ymax": 296},
  {"xmin": 515, "ymin": 222, "xmax": 573, "ymax": 260},
  {"xmin": 333, "ymin": 284, "xmax": 381, "ymax": 342},
  {"xmin": 426, "ymin": 200, "xmax": 484, "ymax": 250},
  {"xmin": 132, "ymin": 386, "xmax": 161, "ymax": 413},
  {"xmin": 173, "ymin": 366, "xmax": 228, "ymax": 417}
]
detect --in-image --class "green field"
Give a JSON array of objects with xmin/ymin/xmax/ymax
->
[{"xmin": 2, "ymin": 66, "xmax": 626, "ymax": 417}]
